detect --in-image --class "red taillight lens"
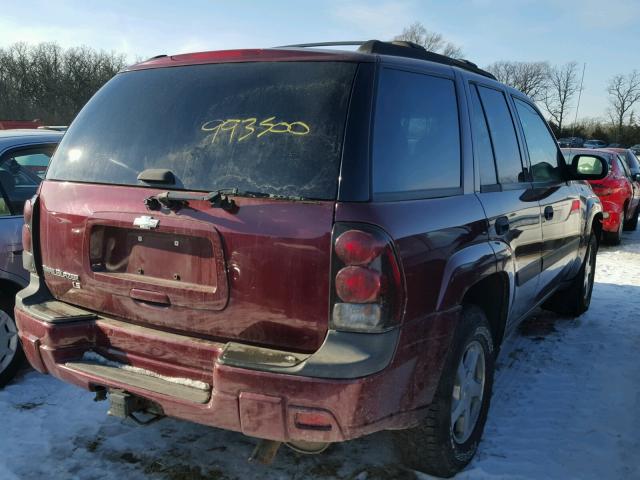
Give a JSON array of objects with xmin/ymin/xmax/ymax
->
[
  {"xmin": 335, "ymin": 266, "xmax": 381, "ymax": 303},
  {"xmin": 330, "ymin": 223, "xmax": 405, "ymax": 332},
  {"xmin": 334, "ymin": 230, "xmax": 385, "ymax": 266},
  {"xmin": 22, "ymin": 224, "xmax": 32, "ymax": 253},
  {"xmin": 23, "ymin": 198, "xmax": 33, "ymax": 226},
  {"xmin": 22, "ymin": 197, "xmax": 34, "ymax": 254}
]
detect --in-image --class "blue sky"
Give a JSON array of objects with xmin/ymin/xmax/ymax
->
[{"xmin": 1, "ymin": 0, "xmax": 638, "ymax": 120}]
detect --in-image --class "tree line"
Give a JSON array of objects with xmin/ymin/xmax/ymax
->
[
  {"xmin": 396, "ymin": 22, "xmax": 640, "ymax": 145},
  {"xmin": 0, "ymin": 42, "xmax": 127, "ymax": 124}
]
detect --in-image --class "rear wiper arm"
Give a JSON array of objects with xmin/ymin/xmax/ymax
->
[{"xmin": 145, "ymin": 188, "xmax": 239, "ymax": 212}]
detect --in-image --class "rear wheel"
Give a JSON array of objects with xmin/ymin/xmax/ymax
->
[
  {"xmin": 394, "ymin": 305, "xmax": 495, "ymax": 478},
  {"xmin": 0, "ymin": 297, "xmax": 23, "ymax": 388},
  {"xmin": 543, "ymin": 232, "xmax": 597, "ymax": 317},
  {"xmin": 624, "ymin": 205, "xmax": 639, "ymax": 231}
]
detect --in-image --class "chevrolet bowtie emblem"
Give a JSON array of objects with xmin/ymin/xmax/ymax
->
[{"xmin": 133, "ymin": 215, "xmax": 159, "ymax": 230}]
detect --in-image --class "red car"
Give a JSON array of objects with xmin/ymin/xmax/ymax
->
[{"xmin": 563, "ymin": 148, "xmax": 640, "ymax": 243}]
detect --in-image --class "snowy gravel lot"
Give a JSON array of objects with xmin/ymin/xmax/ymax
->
[{"xmin": 2, "ymin": 229, "xmax": 639, "ymax": 480}]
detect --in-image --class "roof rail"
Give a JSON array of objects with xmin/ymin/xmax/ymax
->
[
  {"xmin": 276, "ymin": 40, "xmax": 496, "ymax": 81},
  {"xmin": 276, "ymin": 41, "xmax": 368, "ymax": 48}
]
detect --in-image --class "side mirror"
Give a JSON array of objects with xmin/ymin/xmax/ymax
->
[{"xmin": 569, "ymin": 154, "xmax": 609, "ymax": 181}]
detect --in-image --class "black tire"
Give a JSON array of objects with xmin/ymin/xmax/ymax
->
[
  {"xmin": 603, "ymin": 212, "xmax": 624, "ymax": 245},
  {"xmin": 393, "ymin": 305, "xmax": 495, "ymax": 478},
  {"xmin": 0, "ymin": 295, "xmax": 23, "ymax": 388},
  {"xmin": 624, "ymin": 205, "xmax": 639, "ymax": 231},
  {"xmin": 543, "ymin": 233, "xmax": 597, "ymax": 317}
]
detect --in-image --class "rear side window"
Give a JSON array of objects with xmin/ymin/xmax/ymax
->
[
  {"xmin": 477, "ymin": 86, "xmax": 525, "ymax": 184},
  {"xmin": 47, "ymin": 62, "xmax": 358, "ymax": 200},
  {"xmin": 616, "ymin": 156, "xmax": 630, "ymax": 177},
  {"xmin": 513, "ymin": 98, "xmax": 563, "ymax": 183},
  {"xmin": 618, "ymin": 155, "xmax": 631, "ymax": 177},
  {"xmin": 624, "ymin": 150, "xmax": 640, "ymax": 173},
  {"xmin": 468, "ymin": 85, "xmax": 498, "ymax": 186},
  {"xmin": 372, "ymin": 68, "xmax": 461, "ymax": 197}
]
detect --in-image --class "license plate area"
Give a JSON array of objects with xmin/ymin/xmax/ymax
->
[
  {"xmin": 83, "ymin": 212, "xmax": 229, "ymax": 311},
  {"xmin": 90, "ymin": 226, "xmax": 215, "ymax": 287}
]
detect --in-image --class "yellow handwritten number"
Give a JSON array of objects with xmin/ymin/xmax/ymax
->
[
  {"xmin": 238, "ymin": 118, "xmax": 257, "ymax": 142},
  {"xmin": 202, "ymin": 117, "xmax": 311, "ymax": 143}
]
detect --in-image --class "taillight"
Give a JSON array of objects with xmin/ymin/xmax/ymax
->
[
  {"xmin": 330, "ymin": 223, "xmax": 405, "ymax": 333},
  {"xmin": 23, "ymin": 197, "xmax": 33, "ymax": 226},
  {"xmin": 334, "ymin": 230, "xmax": 385, "ymax": 265},
  {"xmin": 22, "ymin": 195, "xmax": 37, "ymax": 273},
  {"xmin": 22, "ymin": 197, "xmax": 34, "ymax": 253},
  {"xmin": 335, "ymin": 266, "xmax": 381, "ymax": 303},
  {"xmin": 21, "ymin": 224, "xmax": 32, "ymax": 253}
]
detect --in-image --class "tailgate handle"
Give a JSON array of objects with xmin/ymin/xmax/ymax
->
[{"xmin": 130, "ymin": 288, "xmax": 170, "ymax": 306}]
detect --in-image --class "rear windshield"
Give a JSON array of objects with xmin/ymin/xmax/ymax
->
[{"xmin": 47, "ymin": 62, "xmax": 358, "ymax": 200}]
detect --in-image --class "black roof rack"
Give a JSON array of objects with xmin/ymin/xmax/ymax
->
[
  {"xmin": 276, "ymin": 41, "xmax": 367, "ymax": 48},
  {"xmin": 276, "ymin": 40, "xmax": 497, "ymax": 81}
]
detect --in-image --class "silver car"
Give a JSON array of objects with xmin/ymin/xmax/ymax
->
[{"xmin": 0, "ymin": 129, "xmax": 62, "ymax": 387}]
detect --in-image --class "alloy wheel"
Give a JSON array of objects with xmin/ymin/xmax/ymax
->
[
  {"xmin": 0, "ymin": 310, "xmax": 18, "ymax": 373},
  {"xmin": 451, "ymin": 340, "xmax": 486, "ymax": 444}
]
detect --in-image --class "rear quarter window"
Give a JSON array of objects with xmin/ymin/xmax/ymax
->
[{"xmin": 372, "ymin": 68, "xmax": 461, "ymax": 199}]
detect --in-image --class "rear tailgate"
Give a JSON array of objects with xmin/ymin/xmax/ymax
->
[
  {"xmin": 39, "ymin": 181, "xmax": 334, "ymax": 352},
  {"xmin": 38, "ymin": 59, "xmax": 360, "ymax": 353}
]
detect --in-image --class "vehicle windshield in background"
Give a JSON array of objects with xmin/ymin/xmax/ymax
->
[{"xmin": 47, "ymin": 62, "xmax": 358, "ymax": 200}]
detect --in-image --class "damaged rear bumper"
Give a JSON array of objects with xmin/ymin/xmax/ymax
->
[{"xmin": 15, "ymin": 273, "xmax": 456, "ymax": 443}]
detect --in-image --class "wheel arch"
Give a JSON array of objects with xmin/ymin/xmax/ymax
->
[
  {"xmin": 435, "ymin": 241, "xmax": 511, "ymax": 349},
  {"xmin": 461, "ymin": 273, "xmax": 510, "ymax": 349},
  {"xmin": 584, "ymin": 193, "xmax": 604, "ymax": 240}
]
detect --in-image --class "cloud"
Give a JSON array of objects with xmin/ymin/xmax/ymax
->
[{"xmin": 331, "ymin": 1, "xmax": 416, "ymax": 39}]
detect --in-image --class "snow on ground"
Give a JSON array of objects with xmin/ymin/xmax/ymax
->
[{"xmin": 2, "ymin": 230, "xmax": 640, "ymax": 480}]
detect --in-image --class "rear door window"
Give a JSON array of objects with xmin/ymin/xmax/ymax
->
[
  {"xmin": 513, "ymin": 98, "xmax": 563, "ymax": 184},
  {"xmin": 47, "ymin": 62, "xmax": 358, "ymax": 200},
  {"xmin": 476, "ymin": 86, "xmax": 526, "ymax": 185},
  {"xmin": 372, "ymin": 68, "xmax": 461, "ymax": 198}
]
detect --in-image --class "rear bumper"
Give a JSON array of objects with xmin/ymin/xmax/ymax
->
[{"xmin": 15, "ymin": 276, "xmax": 458, "ymax": 443}]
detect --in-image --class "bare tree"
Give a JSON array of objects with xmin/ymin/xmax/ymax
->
[
  {"xmin": 543, "ymin": 62, "xmax": 580, "ymax": 134},
  {"xmin": 394, "ymin": 22, "xmax": 463, "ymax": 59},
  {"xmin": 485, "ymin": 61, "xmax": 550, "ymax": 101},
  {"xmin": 607, "ymin": 71, "xmax": 640, "ymax": 137}
]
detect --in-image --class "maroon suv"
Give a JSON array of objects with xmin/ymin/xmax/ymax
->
[{"xmin": 15, "ymin": 41, "xmax": 608, "ymax": 477}]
